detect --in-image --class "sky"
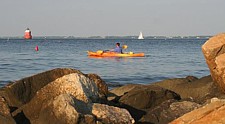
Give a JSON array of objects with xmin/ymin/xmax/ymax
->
[{"xmin": 0, "ymin": 0, "xmax": 225, "ymax": 37}]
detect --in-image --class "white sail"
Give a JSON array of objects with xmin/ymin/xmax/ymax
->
[{"xmin": 138, "ymin": 32, "xmax": 144, "ymax": 39}]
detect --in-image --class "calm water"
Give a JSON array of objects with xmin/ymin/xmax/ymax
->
[{"xmin": 0, "ymin": 38, "xmax": 210, "ymax": 87}]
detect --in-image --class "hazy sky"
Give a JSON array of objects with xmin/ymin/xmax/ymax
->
[{"xmin": 0, "ymin": 0, "xmax": 225, "ymax": 37}]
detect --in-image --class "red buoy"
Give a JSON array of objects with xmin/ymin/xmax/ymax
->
[
  {"xmin": 35, "ymin": 46, "xmax": 39, "ymax": 51},
  {"xmin": 24, "ymin": 28, "xmax": 32, "ymax": 39}
]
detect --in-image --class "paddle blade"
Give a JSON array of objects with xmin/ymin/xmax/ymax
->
[
  {"xmin": 97, "ymin": 50, "xmax": 103, "ymax": 54},
  {"xmin": 122, "ymin": 45, "xmax": 128, "ymax": 49}
]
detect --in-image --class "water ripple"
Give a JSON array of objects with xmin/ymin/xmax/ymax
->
[{"xmin": 0, "ymin": 39, "xmax": 210, "ymax": 88}]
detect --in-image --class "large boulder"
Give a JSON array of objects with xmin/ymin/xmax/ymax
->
[
  {"xmin": 0, "ymin": 68, "xmax": 112, "ymax": 123},
  {"xmin": 202, "ymin": 33, "xmax": 225, "ymax": 92},
  {"xmin": 37, "ymin": 94, "xmax": 82, "ymax": 124},
  {"xmin": 140, "ymin": 100, "xmax": 201, "ymax": 124},
  {"xmin": 37, "ymin": 94, "xmax": 96, "ymax": 124},
  {"xmin": 86, "ymin": 73, "xmax": 108, "ymax": 98},
  {"xmin": 151, "ymin": 75, "xmax": 225, "ymax": 104},
  {"xmin": 38, "ymin": 94, "xmax": 134, "ymax": 124},
  {"xmin": 0, "ymin": 68, "xmax": 136, "ymax": 124},
  {"xmin": 115, "ymin": 85, "xmax": 180, "ymax": 110},
  {"xmin": 0, "ymin": 68, "xmax": 83, "ymax": 108},
  {"xmin": 21, "ymin": 73, "xmax": 100, "ymax": 122},
  {"xmin": 108, "ymin": 84, "xmax": 180, "ymax": 122},
  {"xmin": 170, "ymin": 98, "xmax": 225, "ymax": 124}
]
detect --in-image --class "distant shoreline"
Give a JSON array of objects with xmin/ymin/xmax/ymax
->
[{"xmin": 0, "ymin": 36, "xmax": 211, "ymax": 40}]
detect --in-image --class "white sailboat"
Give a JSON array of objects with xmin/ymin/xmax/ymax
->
[{"xmin": 138, "ymin": 32, "xmax": 144, "ymax": 39}]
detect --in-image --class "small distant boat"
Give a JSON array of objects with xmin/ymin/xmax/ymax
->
[
  {"xmin": 24, "ymin": 28, "xmax": 32, "ymax": 39},
  {"xmin": 138, "ymin": 32, "xmax": 144, "ymax": 39}
]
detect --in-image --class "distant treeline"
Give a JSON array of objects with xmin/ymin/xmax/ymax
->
[{"xmin": 0, "ymin": 36, "xmax": 211, "ymax": 40}]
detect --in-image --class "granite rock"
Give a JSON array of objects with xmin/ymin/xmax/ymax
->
[
  {"xmin": 170, "ymin": 98, "xmax": 225, "ymax": 124},
  {"xmin": 202, "ymin": 34, "xmax": 225, "ymax": 92}
]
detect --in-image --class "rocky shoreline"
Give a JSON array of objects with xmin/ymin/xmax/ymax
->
[
  {"xmin": 0, "ymin": 68, "xmax": 224, "ymax": 124},
  {"xmin": 1, "ymin": 34, "xmax": 225, "ymax": 124}
]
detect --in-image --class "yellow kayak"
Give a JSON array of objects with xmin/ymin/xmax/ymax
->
[{"xmin": 87, "ymin": 50, "xmax": 145, "ymax": 57}]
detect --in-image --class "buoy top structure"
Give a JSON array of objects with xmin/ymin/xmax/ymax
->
[{"xmin": 24, "ymin": 28, "xmax": 32, "ymax": 39}]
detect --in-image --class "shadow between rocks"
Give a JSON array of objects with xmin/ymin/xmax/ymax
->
[
  {"xmin": 120, "ymin": 103, "xmax": 146, "ymax": 122},
  {"xmin": 13, "ymin": 111, "xmax": 30, "ymax": 124},
  {"xmin": 106, "ymin": 94, "xmax": 146, "ymax": 122}
]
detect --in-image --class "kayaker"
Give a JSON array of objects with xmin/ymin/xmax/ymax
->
[{"xmin": 110, "ymin": 42, "xmax": 123, "ymax": 53}]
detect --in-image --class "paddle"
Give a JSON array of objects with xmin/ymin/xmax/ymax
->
[
  {"xmin": 97, "ymin": 50, "xmax": 104, "ymax": 54},
  {"xmin": 122, "ymin": 45, "xmax": 128, "ymax": 49}
]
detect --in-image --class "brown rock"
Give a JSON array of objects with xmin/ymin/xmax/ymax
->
[
  {"xmin": 118, "ymin": 85, "xmax": 180, "ymax": 110},
  {"xmin": 92, "ymin": 103, "xmax": 135, "ymax": 124},
  {"xmin": 0, "ymin": 97, "xmax": 11, "ymax": 116},
  {"xmin": 37, "ymin": 94, "xmax": 80, "ymax": 124},
  {"xmin": 140, "ymin": 100, "xmax": 201, "ymax": 124},
  {"xmin": 0, "ymin": 115, "xmax": 16, "ymax": 124},
  {"xmin": 202, "ymin": 33, "xmax": 225, "ymax": 92},
  {"xmin": 170, "ymin": 98, "xmax": 225, "ymax": 124},
  {"xmin": 22, "ymin": 73, "xmax": 99, "ymax": 122},
  {"xmin": 0, "ymin": 68, "xmax": 136, "ymax": 124},
  {"xmin": 0, "ymin": 68, "xmax": 82, "ymax": 108},
  {"xmin": 86, "ymin": 73, "xmax": 108, "ymax": 98},
  {"xmin": 37, "ymin": 94, "xmax": 96, "ymax": 124},
  {"xmin": 108, "ymin": 84, "xmax": 141, "ymax": 102},
  {"xmin": 139, "ymin": 99, "xmax": 177, "ymax": 123},
  {"xmin": 109, "ymin": 84, "xmax": 141, "ymax": 96},
  {"xmin": 160, "ymin": 101, "xmax": 201, "ymax": 123},
  {"xmin": 108, "ymin": 84, "xmax": 180, "ymax": 122},
  {"xmin": 0, "ymin": 97, "xmax": 16, "ymax": 124},
  {"xmin": 185, "ymin": 76, "xmax": 198, "ymax": 82},
  {"xmin": 78, "ymin": 114, "xmax": 96, "ymax": 124},
  {"xmin": 151, "ymin": 75, "xmax": 224, "ymax": 104}
]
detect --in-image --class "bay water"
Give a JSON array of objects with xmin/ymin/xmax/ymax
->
[{"xmin": 0, "ymin": 38, "xmax": 210, "ymax": 88}]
